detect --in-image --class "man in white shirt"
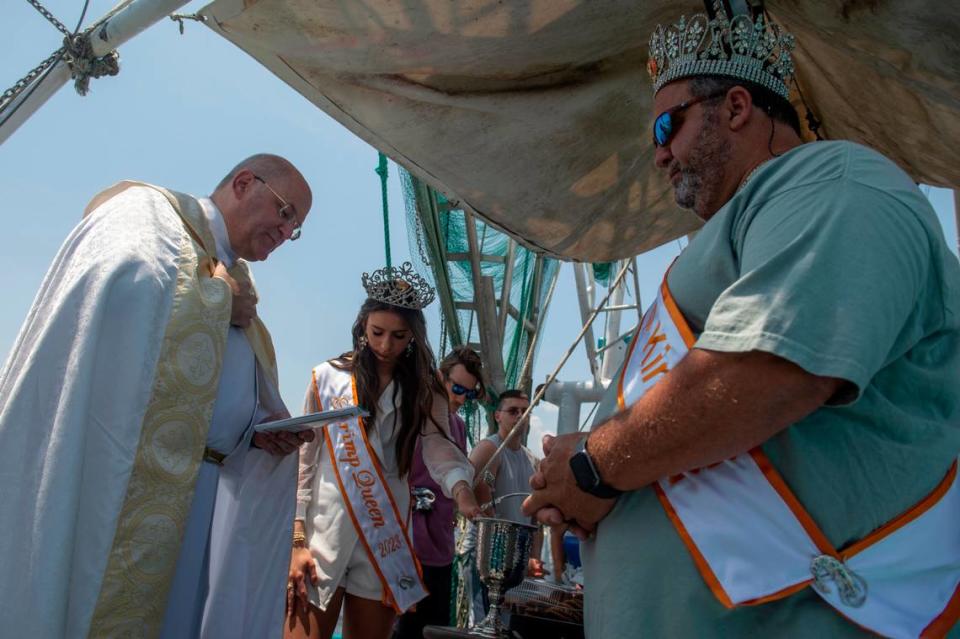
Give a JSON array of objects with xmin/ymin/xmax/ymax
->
[
  {"xmin": 0, "ymin": 154, "xmax": 313, "ymax": 638},
  {"xmin": 470, "ymin": 390, "xmax": 544, "ymax": 576}
]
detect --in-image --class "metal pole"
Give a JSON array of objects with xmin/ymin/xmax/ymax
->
[
  {"xmin": 547, "ymin": 381, "xmax": 606, "ymax": 436},
  {"xmin": 600, "ymin": 260, "xmax": 627, "ymax": 384},
  {"xmin": 498, "ymin": 239, "xmax": 516, "ymax": 340},
  {"xmin": 0, "ymin": 0, "xmax": 192, "ymax": 145},
  {"xmin": 517, "ymin": 265, "xmax": 559, "ymax": 392},
  {"xmin": 631, "ymin": 257, "xmax": 644, "ymax": 326},
  {"xmin": 557, "ymin": 386, "xmax": 580, "ymax": 436},
  {"xmin": 574, "ymin": 263, "xmax": 600, "ymax": 384},
  {"xmin": 0, "ymin": 63, "xmax": 71, "ymax": 145},
  {"xmin": 464, "ymin": 211, "xmax": 507, "ymax": 393},
  {"xmin": 476, "ymin": 262, "xmax": 631, "ymax": 483},
  {"xmin": 478, "ymin": 275, "xmax": 507, "ymax": 395}
]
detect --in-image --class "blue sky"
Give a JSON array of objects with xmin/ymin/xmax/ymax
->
[{"xmin": 3, "ymin": 1, "xmax": 957, "ymax": 454}]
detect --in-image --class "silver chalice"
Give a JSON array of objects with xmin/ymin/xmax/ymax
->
[{"xmin": 470, "ymin": 516, "xmax": 537, "ymax": 638}]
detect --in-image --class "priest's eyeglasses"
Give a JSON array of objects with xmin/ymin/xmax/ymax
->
[
  {"xmin": 652, "ymin": 90, "xmax": 727, "ymax": 148},
  {"xmin": 253, "ymin": 175, "xmax": 302, "ymax": 241}
]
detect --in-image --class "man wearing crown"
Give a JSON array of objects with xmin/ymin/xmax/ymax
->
[{"xmin": 524, "ymin": 3, "xmax": 960, "ymax": 637}]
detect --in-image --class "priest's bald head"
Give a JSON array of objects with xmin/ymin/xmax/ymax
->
[{"xmin": 212, "ymin": 154, "xmax": 313, "ymax": 261}]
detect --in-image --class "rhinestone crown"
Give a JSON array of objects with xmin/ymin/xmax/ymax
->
[
  {"xmin": 648, "ymin": 1, "xmax": 796, "ymax": 99},
  {"xmin": 361, "ymin": 261, "xmax": 436, "ymax": 310}
]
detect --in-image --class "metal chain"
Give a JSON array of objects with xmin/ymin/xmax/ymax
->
[
  {"xmin": 414, "ymin": 212, "xmax": 433, "ymax": 271},
  {"xmin": 0, "ymin": 46, "xmax": 65, "ymax": 110},
  {"xmin": 2, "ymin": 0, "xmax": 93, "ymax": 115},
  {"xmin": 26, "ymin": 0, "xmax": 73, "ymax": 37}
]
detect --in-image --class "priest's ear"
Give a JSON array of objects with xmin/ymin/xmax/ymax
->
[{"xmin": 230, "ymin": 169, "xmax": 257, "ymax": 200}]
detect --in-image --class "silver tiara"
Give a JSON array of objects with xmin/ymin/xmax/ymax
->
[
  {"xmin": 647, "ymin": 1, "xmax": 795, "ymax": 99},
  {"xmin": 361, "ymin": 262, "xmax": 436, "ymax": 310}
]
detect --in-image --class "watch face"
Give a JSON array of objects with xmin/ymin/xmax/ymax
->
[{"xmin": 570, "ymin": 451, "xmax": 598, "ymax": 492}]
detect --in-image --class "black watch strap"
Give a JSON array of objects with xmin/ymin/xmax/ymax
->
[{"xmin": 570, "ymin": 437, "xmax": 623, "ymax": 499}]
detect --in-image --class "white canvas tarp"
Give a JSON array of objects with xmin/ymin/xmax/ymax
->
[{"xmin": 201, "ymin": 0, "xmax": 960, "ymax": 261}]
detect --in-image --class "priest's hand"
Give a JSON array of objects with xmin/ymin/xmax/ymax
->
[
  {"xmin": 522, "ymin": 433, "xmax": 618, "ymax": 540},
  {"xmin": 252, "ymin": 412, "xmax": 315, "ymax": 456},
  {"xmin": 213, "ymin": 262, "xmax": 257, "ymax": 328},
  {"xmin": 453, "ymin": 481, "xmax": 482, "ymax": 519}
]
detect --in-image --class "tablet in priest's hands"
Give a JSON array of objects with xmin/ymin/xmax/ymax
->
[{"xmin": 254, "ymin": 407, "xmax": 369, "ymax": 434}]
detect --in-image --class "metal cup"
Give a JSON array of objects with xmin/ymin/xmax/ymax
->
[{"xmin": 470, "ymin": 517, "xmax": 537, "ymax": 638}]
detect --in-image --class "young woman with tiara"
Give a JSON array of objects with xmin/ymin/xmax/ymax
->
[{"xmin": 284, "ymin": 263, "xmax": 481, "ymax": 639}]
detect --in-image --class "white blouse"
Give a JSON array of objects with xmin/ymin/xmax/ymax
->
[{"xmin": 295, "ymin": 362, "xmax": 474, "ymax": 608}]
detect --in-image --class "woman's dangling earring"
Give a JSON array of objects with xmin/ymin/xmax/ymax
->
[
  {"xmin": 405, "ymin": 339, "xmax": 415, "ymax": 357},
  {"xmin": 358, "ymin": 335, "xmax": 368, "ymax": 350}
]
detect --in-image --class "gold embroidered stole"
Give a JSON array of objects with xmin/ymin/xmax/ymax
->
[{"xmin": 84, "ymin": 182, "xmax": 277, "ymax": 637}]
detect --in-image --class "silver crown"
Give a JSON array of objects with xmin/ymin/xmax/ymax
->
[
  {"xmin": 647, "ymin": 1, "xmax": 795, "ymax": 99},
  {"xmin": 361, "ymin": 262, "xmax": 436, "ymax": 310}
]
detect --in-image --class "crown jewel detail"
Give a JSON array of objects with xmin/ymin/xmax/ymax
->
[
  {"xmin": 361, "ymin": 262, "xmax": 436, "ymax": 310},
  {"xmin": 648, "ymin": 2, "xmax": 795, "ymax": 99}
]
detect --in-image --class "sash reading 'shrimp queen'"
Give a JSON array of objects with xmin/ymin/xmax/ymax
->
[{"xmin": 646, "ymin": 0, "xmax": 796, "ymax": 99}]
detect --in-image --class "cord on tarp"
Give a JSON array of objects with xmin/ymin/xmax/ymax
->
[
  {"xmin": 376, "ymin": 152, "xmax": 392, "ymax": 268},
  {"xmin": 169, "ymin": 13, "xmax": 207, "ymax": 35}
]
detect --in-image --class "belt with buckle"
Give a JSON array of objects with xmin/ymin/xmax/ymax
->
[{"xmin": 203, "ymin": 447, "xmax": 227, "ymax": 466}]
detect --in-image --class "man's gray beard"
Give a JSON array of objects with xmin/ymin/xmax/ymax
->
[
  {"xmin": 673, "ymin": 114, "xmax": 729, "ymax": 215},
  {"xmin": 674, "ymin": 169, "xmax": 702, "ymax": 210}
]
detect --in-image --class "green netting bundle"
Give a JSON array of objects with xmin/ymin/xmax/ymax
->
[{"xmin": 398, "ymin": 168, "xmax": 558, "ymax": 445}]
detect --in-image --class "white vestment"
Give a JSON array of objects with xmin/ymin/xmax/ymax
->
[{"xmin": 0, "ymin": 184, "xmax": 296, "ymax": 638}]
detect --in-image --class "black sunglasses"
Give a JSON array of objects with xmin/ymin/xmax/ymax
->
[
  {"xmin": 652, "ymin": 91, "xmax": 727, "ymax": 148},
  {"xmin": 450, "ymin": 382, "xmax": 478, "ymax": 401}
]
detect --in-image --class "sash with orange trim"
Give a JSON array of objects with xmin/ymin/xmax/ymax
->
[
  {"xmin": 314, "ymin": 364, "xmax": 427, "ymax": 613},
  {"xmin": 617, "ymin": 277, "xmax": 960, "ymax": 638}
]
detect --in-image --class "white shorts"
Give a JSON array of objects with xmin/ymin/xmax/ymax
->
[{"xmin": 309, "ymin": 540, "xmax": 384, "ymax": 608}]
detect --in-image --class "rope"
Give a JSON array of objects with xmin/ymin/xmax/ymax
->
[
  {"xmin": 64, "ymin": 34, "xmax": 119, "ymax": 96},
  {"xmin": 0, "ymin": 0, "xmax": 92, "ymax": 126},
  {"xmin": 169, "ymin": 12, "xmax": 206, "ymax": 35},
  {"xmin": 375, "ymin": 152, "xmax": 392, "ymax": 268},
  {"xmin": 475, "ymin": 261, "xmax": 632, "ymax": 483},
  {"xmin": 578, "ymin": 398, "xmax": 600, "ymax": 432}
]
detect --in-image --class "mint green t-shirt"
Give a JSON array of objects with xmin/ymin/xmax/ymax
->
[{"xmin": 582, "ymin": 141, "xmax": 960, "ymax": 637}]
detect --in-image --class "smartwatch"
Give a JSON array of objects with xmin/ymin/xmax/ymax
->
[{"xmin": 569, "ymin": 437, "xmax": 623, "ymax": 499}]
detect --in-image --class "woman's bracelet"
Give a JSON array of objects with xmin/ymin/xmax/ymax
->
[
  {"xmin": 292, "ymin": 530, "xmax": 307, "ymax": 547},
  {"xmin": 453, "ymin": 482, "xmax": 471, "ymax": 501}
]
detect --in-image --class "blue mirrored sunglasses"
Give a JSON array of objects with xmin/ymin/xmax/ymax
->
[
  {"xmin": 450, "ymin": 382, "xmax": 478, "ymax": 401},
  {"xmin": 652, "ymin": 91, "xmax": 727, "ymax": 148}
]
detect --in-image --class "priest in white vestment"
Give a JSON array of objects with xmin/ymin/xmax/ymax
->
[{"xmin": 0, "ymin": 154, "xmax": 313, "ymax": 638}]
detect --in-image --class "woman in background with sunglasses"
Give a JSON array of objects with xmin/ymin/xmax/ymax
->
[
  {"xmin": 393, "ymin": 346, "xmax": 486, "ymax": 639},
  {"xmin": 285, "ymin": 264, "xmax": 481, "ymax": 639}
]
